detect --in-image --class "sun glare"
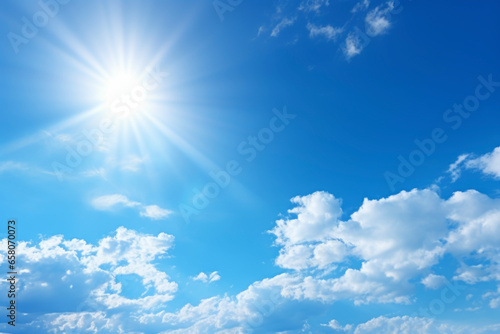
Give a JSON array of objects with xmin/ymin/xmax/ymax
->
[{"xmin": 102, "ymin": 71, "xmax": 136, "ymax": 102}]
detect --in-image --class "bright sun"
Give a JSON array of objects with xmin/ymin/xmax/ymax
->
[{"xmin": 103, "ymin": 71, "xmax": 137, "ymax": 102}]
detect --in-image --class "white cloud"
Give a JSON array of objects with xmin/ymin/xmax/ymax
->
[
  {"xmin": 322, "ymin": 319, "xmax": 352, "ymax": 331},
  {"xmin": 271, "ymin": 17, "xmax": 296, "ymax": 37},
  {"xmin": 352, "ymin": 0, "xmax": 370, "ymax": 13},
  {"xmin": 140, "ymin": 205, "xmax": 173, "ymax": 220},
  {"xmin": 447, "ymin": 154, "xmax": 470, "ymax": 182},
  {"xmin": 193, "ymin": 271, "xmax": 221, "ymax": 283},
  {"xmin": 348, "ymin": 315, "xmax": 500, "ymax": 334},
  {"xmin": 91, "ymin": 194, "xmax": 172, "ymax": 221},
  {"xmin": 0, "ymin": 161, "xmax": 29, "ymax": 173},
  {"xmin": 7, "ymin": 186, "xmax": 500, "ymax": 332},
  {"xmin": 466, "ymin": 146, "xmax": 500, "ymax": 179},
  {"xmin": 298, "ymin": 0, "xmax": 329, "ymax": 13},
  {"xmin": 421, "ymin": 274, "xmax": 447, "ymax": 289},
  {"xmin": 365, "ymin": 1, "xmax": 394, "ymax": 36},
  {"xmin": 343, "ymin": 32, "xmax": 364, "ymax": 59},
  {"xmin": 91, "ymin": 194, "xmax": 140, "ymax": 210},
  {"xmin": 307, "ymin": 23, "xmax": 343, "ymax": 40},
  {"xmin": 266, "ymin": 187, "xmax": 500, "ymax": 306},
  {"xmin": 445, "ymin": 147, "xmax": 500, "ymax": 182},
  {"xmin": 0, "ymin": 227, "xmax": 177, "ymax": 329}
]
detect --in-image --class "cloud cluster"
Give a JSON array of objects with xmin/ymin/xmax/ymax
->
[
  {"xmin": 260, "ymin": 0, "xmax": 399, "ymax": 60},
  {"xmin": 3, "ymin": 184, "xmax": 500, "ymax": 332},
  {"xmin": 0, "ymin": 227, "xmax": 177, "ymax": 325}
]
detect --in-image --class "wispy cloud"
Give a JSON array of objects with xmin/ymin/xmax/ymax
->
[
  {"xmin": 120, "ymin": 155, "xmax": 145, "ymax": 172},
  {"xmin": 271, "ymin": 17, "xmax": 296, "ymax": 37},
  {"xmin": 140, "ymin": 205, "xmax": 173, "ymax": 220},
  {"xmin": 447, "ymin": 154, "xmax": 470, "ymax": 182},
  {"xmin": 298, "ymin": 0, "xmax": 329, "ymax": 13},
  {"xmin": 81, "ymin": 168, "xmax": 107, "ymax": 179},
  {"xmin": 365, "ymin": 1, "xmax": 394, "ymax": 36},
  {"xmin": 351, "ymin": 0, "xmax": 370, "ymax": 13},
  {"xmin": 307, "ymin": 23, "xmax": 343, "ymax": 40},
  {"xmin": 343, "ymin": 32, "xmax": 364, "ymax": 59},
  {"xmin": 0, "ymin": 161, "xmax": 29, "ymax": 173},
  {"xmin": 91, "ymin": 194, "xmax": 172, "ymax": 220},
  {"xmin": 91, "ymin": 194, "xmax": 141, "ymax": 210}
]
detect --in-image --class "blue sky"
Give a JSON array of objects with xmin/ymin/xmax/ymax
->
[{"xmin": 1, "ymin": 0, "xmax": 500, "ymax": 333}]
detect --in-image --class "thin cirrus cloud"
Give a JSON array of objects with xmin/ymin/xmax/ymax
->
[
  {"xmin": 91, "ymin": 194, "xmax": 172, "ymax": 220},
  {"xmin": 270, "ymin": 17, "xmax": 296, "ymax": 37},
  {"xmin": 351, "ymin": 0, "xmax": 370, "ymax": 13},
  {"xmin": 298, "ymin": 0, "xmax": 330, "ymax": 13},
  {"xmin": 306, "ymin": 23, "xmax": 343, "ymax": 40}
]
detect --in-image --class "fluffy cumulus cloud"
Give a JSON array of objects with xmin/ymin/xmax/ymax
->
[
  {"xmin": 266, "ymin": 188, "xmax": 500, "ymax": 306},
  {"xmin": 4, "ymin": 184, "xmax": 500, "ymax": 332},
  {"xmin": 0, "ymin": 227, "xmax": 177, "ymax": 332},
  {"xmin": 130, "ymin": 186, "xmax": 500, "ymax": 333},
  {"xmin": 91, "ymin": 194, "xmax": 172, "ymax": 220}
]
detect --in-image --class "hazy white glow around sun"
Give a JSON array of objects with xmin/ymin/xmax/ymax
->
[{"xmin": 103, "ymin": 71, "xmax": 137, "ymax": 102}]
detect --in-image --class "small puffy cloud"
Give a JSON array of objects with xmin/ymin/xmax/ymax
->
[
  {"xmin": 421, "ymin": 274, "xmax": 448, "ymax": 289},
  {"xmin": 140, "ymin": 205, "xmax": 173, "ymax": 220},
  {"xmin": 322, "ymin": 319, "xmax": 352, "ymax": 331},
  {"xmin": 91, "ymin": 194, "xmax": 172, "ymax": 221},
  {"xmin": 466, "ymin": 146, "xmax": 500, "ymax": 179},
  {"xmin": 271, "ymin": 17, "xmax": 296, "ymax": 37},
  {"xmin": 343, "ymin": 32, "xmax": 364, "ymax": 60},
  {"xmin": 307, "ymin": 23, "xmax": 343, "ymax": 40},
  {"xmin": 365, "ymin": 1, "xmax": 394, "ymax": 36},
  {"xmin": 298, "ymin": 0, "xmax": 329, "ymax": 13},
  {"xmin": 193, "ymin": 271, "xmax": 221, "ymax": 283}
]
